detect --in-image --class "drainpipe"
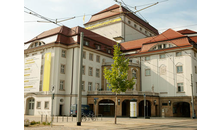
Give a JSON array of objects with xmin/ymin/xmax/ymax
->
[{"xmin": 69, "ymin": 48, "xmax": 74, "ymax": 116}]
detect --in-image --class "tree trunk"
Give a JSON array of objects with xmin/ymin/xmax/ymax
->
[{"xmin": 115, "ymin": 93, "xmax": 117, "ymax": 124}]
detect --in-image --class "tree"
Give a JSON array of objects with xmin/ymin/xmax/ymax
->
[{"xmin": 104, "ymin": 43, "xmax": 135, "ymax": 124}]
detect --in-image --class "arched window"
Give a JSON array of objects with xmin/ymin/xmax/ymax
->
[
  {"xmin": 132, "ymin": 69, "xmax": 137, "ymax": 79},
  {"xmin": 150, "ymin": 43, "xmax": 176, "ymax": 51},
  {"xmin": 28, "ymin": 41, "xmax": 45, "ymax": 49}
]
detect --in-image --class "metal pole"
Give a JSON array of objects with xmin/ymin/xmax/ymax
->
[
  {"xmin": 191, "ymin": 74, "xmax": 195, "ymax": 119},
  {"xmin": 77, "ymin": 32, "xmax": 84, "ymax": 126},
  {"xmin": 51, "ymin": 86, "xmax": 54, "ymax": 127},
  {"xmin": 146, "ymin": 102, "xmax": 148, "ymax": 117},
  {"xmin": 144, "ymin": 94, "xmax": 146, "ymax": 118}
]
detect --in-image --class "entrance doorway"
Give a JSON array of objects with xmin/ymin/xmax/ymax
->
[
  {"xmin": 122, "ymin": 100, "xmax": 130, "ymax": 117},
  {"xmin": 139, "ymin": 100, "xmax": 151, "ymax": 117},
  {"xmin": 59, "ymin": 105, "xmax": 63, "ymax": 116},
  {"xmin": 98, "ymin": 99, "xmax": 115, "ymax": 117},
  {"xmin": 173, "ymin": 102, "xmax": 190, "ymax": 117},
  {"xmin": 28, "ymin": 98, "xmax": 35, "ymax": 115}
]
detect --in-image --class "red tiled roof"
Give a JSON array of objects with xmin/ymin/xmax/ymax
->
[
  {"xmin": 24, "ymin": 26, "xmax": 116, "ymax": 47},
  {"xmin": 139, "ymin": 37, "xmax": 191, "ymax": 53},
  {"xmin": 85, "ymin": 4, "xmax": 159, "ymax": 35},
  {"xmin": 189, "ymin": 36, "xmax": 197, "ymax": 43},
  {"xmin": 121, "ymin": 28, "xmax": 186, "ymax": 51},
  {"xmin": 177, "ymin": 29, "xmax": 197, "ymax": 34}
]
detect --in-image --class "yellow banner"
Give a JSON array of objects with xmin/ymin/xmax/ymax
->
[
  {"xmin": 85, "ymin": 17, "xmax": 122, "ymax": 30},
  {"xmin": 43, "ymin": 52, "xmax": 51, "ymax": 91}
]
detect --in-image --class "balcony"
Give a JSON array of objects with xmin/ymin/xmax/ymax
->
[
  {"xmin": 87, "ymin": 90, "xmax": 159, "ymax": 96},
  {"xmin": 102, "ymin": 62, "xmax": 140, "ymax": 67}
]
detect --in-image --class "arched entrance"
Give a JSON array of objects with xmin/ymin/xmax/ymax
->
[
  {"xmin": 98, "ymin": 99, "xmax": 115, "ymax": 117},
  {"xmin": 26, "ymin": 98, "xmax": 35, "ymax": 115},
  {"xmin": 139, "ymin": 100, "xmax": 151, "ymax": 117},
  {"xmin": 122, "ymin": 100, "xmax": 130, "ymax": 117},
  {"xmin": 173, "ymin": 102, "xmax": 190, "ymax": 117}
]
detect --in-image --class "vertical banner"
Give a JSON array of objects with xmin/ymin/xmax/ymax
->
[
  {"xmin": 43, "ymin": 52, "xmax": 51, "ymax": 91},
  {"xmin": 24, "ymin": 55, "xmax": 42, "ymax": 92}
]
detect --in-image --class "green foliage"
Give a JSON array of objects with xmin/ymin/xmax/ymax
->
[
  {"xmin": 30, "ymin": 120, "xmax": 36, "ymax": 125},
  {"xmin": 42, "ymin": 122, "xmax": 46, "ymax": 125},
  {"xmin": 104, "ymin": 43, "xmax": 135, "ymax": 94}
]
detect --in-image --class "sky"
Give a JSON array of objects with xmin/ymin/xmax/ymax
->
[{"xmin": 24, "ymin": 0, "xmax": 197, "ymax": 42}]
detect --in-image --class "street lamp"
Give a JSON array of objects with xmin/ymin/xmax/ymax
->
[
  {"xmin": 168, "ymin": 100, "xmax": 171, "ymax": 106},
  {"xmin": 51, "ymin": 86, "xmax": 55, "ymax": 127},
  {"xmin": 154, "ymin": 100, "xmax": 156, "ymax": 105}
]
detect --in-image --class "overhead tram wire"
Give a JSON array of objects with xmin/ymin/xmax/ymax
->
[{"xmin": 24, "ymin": 6, "xmax": 62, "ymax": 26}]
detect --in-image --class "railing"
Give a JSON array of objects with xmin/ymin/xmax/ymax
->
[
  {"xmin": 102, "ymin": 62, "xmax": 140, "ymax": 67},
  {"xmin": 87, "ymin": 90, "xmax": 159, "ymax": 96}
]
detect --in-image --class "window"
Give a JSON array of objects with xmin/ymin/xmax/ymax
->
[
  {"xmin": 84, "ymin": 41, "xmax": 89, "ymax": 46},
  {"xmin": 128, "ymin": 20, "xmax": 131, "ymax": 24},
  {"xmin": 176, "ymin": 52, "xmax": 182, "ymax": 57},
  {"xmin": 140, "ymin": 28, "xmax": 142, "ymax": 31},
  {"xmin": 88, "ymin": 82, "xmax": 92, "ymax": 91},
  {"xmin": 162, "ymin": 103, "xmax": 168, "ymax": 106},
  {"xmin": 132, "ymin": 69, "xmax": 137, "ymax": 78},
  {"xmin": 60, "ymin": 80, "xmax": 65, "ymax": 90},
  {"xmin": 39, "ymin": 80, "xmax": 42, "ymax": 91},
  {"xmin": 83, "ymin": 51, "xmax": 86, "ymax": 59},
  {"xmin": 145, "ymin": 69, "xmax": 151, "ymax": 76},
  {"xmin": 96, "ymin": 83, "xmax": 100, "ymax": 91},
  {"xmin": 145, "ymin": 31, "xmax": 147, "ymax": 34},
  {"xmin": 89, "ymin": 67, "xmax": 93, "ymax": 76},
  {"xmin": 61, "ymin": 64, "xmax": 65, "ymax": 74},
  {"xmin": 195, "ymin": 66, "xmax": 197, "ymax": 74},
  {"xmin": 134, "ymin": 24, "xmax": 137, "ymax": 28},
  {"xmin": 96, "ymin": 55, "xmax": 100, "ymax": 63},
  {"xmin": 107, "ymin": 49, "xmax": 111, "ymax": 54},
  {"xmin": 89, "ymin": 53, "xmax": 93, "ymax": 61},
  {"xmin": 61, "ymin": 50, "xmax": 66, "ymax": 58},
  {"xmin": 41, "ymin": 65, "xmax": 43, "ymax": 75},
  {"xmin": 163, "ymin": 44, "xmax": 166, "ymax": 48},
  {"xmin": 177, "ymin": 83, "xmax": 184, "ymax": 92},
  {"xmin": 158, "ymin": 45, "xmax": 162, "ymax": 49},
  {"xmin": 169, "ymin": 44, "xmax": 173, "ymax": 47},
  {"xmin": 37, "ymin": 102, "xmax": 41, "ymax": 109},
  {"xmin": 107, "ymin": 83, "xmax": 112, "ymax": 91},
  {"xmin": 145, "ymin": 56, "xmax": 150, "ymax": 61},
  {"xmin": 160, "ymin": 54, "xmax": 165, "ymax": 59},
  {"xmin": 82, "ymin": 66, "xmax": 85, "ymax": 75},
  {"xmin": 82, "ymin": 81, "xmax": 85, "ymax": 91},
  {"xmin": 29, "ymin": 41, "xmax": 46, "ymax": 49},
  {"xmin": 96, "ymin": 68, "xmax": 100, "ymax": 78},
  {"xmin": 176, "ymin": 66, "xmax": 183, "ymax": 73},
  {"xmin": 95, "ymin": 44, "xmax": 101, "ymax": 50},
  {"xmin": 45, "ymin": 101, "xmax": 49, "ymax": 109}
]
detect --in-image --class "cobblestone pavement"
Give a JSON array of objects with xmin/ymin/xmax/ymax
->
[{"xmin": 24, "ymin": 116, "xmax": 197, "ymax": 130}]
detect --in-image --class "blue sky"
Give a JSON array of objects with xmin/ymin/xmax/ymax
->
[{"xmin": 24, "ymin": 0, "xmax": 197, "ymax": 42}]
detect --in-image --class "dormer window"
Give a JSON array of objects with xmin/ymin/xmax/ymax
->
[
  {"xmin": 107, "ymin": 49, "xmax": 111, "ymax": 54},
  {"xmin": 84, "ymin": 41, "xmax": 89, "ymax": 46},
  {"xmin": 134, "ymin": 24, "xmax": 137, "ymax": 28},
  {"xmin": 28, "ymin": 41, "xmax": 45, "ymax": 49},
  {"xmin": 95, "ymin": 44, "xmax": 101, "ymax": 50},
  {"xmin": 150, "ymin": 43, "xmax": 176, "ymax": 51},
  {"xmin": 128, "ymin": 20, "xmax": 131, "ymax": 24}
]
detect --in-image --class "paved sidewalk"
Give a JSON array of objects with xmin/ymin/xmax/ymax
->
[{"xmin": 24, "ymin": 116, "xmax": 197, "ymax": 130}]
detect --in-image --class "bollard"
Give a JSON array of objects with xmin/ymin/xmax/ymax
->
[
  {"xmin": 62, "ymin": 116, "xmax": 64, "ymax": 122},
  {"xmin": 41, "ymin": 115, "xmax": 43, "ymax": 123},
  {"xmin": 57, "ymin": 116, "xmax": 58, "ymax": 122},
  {"xmin": 72, "ymin": 115, "xmax": 73, "ymax": 122},
  {"xmin": 46, "ymin": 115, "xmax": 47, "ymax": 123},
  {"xmin": 67, "ymin": 116, "xmax": 68, "ymax": 122}
]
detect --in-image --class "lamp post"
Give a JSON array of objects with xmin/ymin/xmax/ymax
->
[
  {"xmin": 77, "ymin": 32, "xmax": 84, "ymax": 126},
  {"xmin": 144, "ymin": 94, "xmax": 146, "ymax": 119},
  {"xmin": 50, "ymin": 86, "xmax": 55, "ymax": 127}
]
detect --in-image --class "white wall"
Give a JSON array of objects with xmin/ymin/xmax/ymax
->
[{"xmin": 139, "ymin": 49, "xmax": 195, "ymax": 97}]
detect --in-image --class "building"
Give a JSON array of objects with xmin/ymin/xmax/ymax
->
[
  {"xmin": 24, "ymin": 4, "xmax": 197, "ymax": 118},
  {"xmin": 84, "ymin": 4, "xmax": 159, "ymax": 42},
  {"xmin": 24, "ymin": 26, "xmax": 117, "ymax": 116}
]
